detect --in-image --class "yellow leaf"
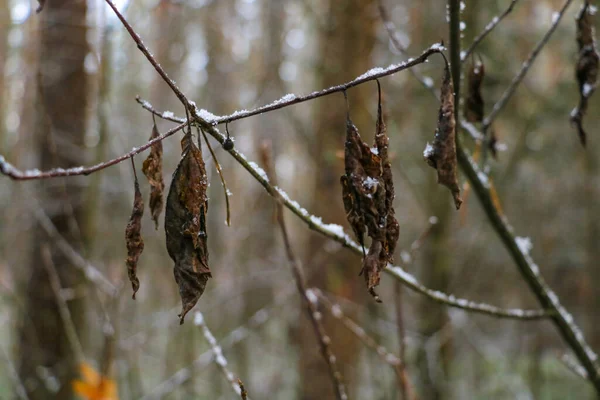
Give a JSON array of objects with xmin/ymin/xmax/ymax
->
[{"xmin": 72, "ymin": 363, "xmax": 118, "ymax": 400}]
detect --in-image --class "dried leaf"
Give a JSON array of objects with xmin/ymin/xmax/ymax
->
[
  {"xmin": 340, "ymin": 84, "xmax": 399, "ymax": 301},
  {"xmin": 165, "ymin": 133, "xmax": 211, "ymax": 324},
  {"xmin": 142, "ymin": 121, "xmax": 165, "ymax": 230},
  {"xmin": 571, "ymin": 2, "xmax": 599, "ymax": 147},
  {"xmin": 464, "ymin": 58, "xmax": 485, "ymax": 123},
  {"xmin": 424, "ymin": 60, "xmax": 462, "ymax": 209},
  {"xmin": 125, "ymin": 162, "xmax": 144, "ymax": 299}
]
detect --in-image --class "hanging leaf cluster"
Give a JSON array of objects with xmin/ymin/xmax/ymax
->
[
  {"xmin": 571, "ymin": 1, "xmax": 599, "ymax": 147},
  {"xmin": 341, "ymin": 84, "xmax": 399, "ymax": 302},
  {"xmin": 165, "ymin": 133, "xmax": 211, "ymax": 324},
  {"xmin": 423, "ymin": 58, "xmax": 462, "ymax": 209},
  {"xmin": 122, "ymin": 117, "xmax": 228, "ymax": 323}
]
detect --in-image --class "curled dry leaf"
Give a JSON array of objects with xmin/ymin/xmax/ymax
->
[
  {"xmin": 165, "ymin": 133, "xmax": 211, "ymax": 324},
  {"xmin": 571, "ymin": 2, "xmax": 599, "ymax": 147},
  {"xmin": 340, "ymin": 84, "xmax": 399, "ymax": 302},
  {"xmin": 142, "ymin": 121, "xmax": 165, "ymax": 230},
  {"xmin": 424, "ymin": 59, "xmax": 462, "ymax": 210},
  {"xmin": 464, "ymin": 58, "xmax": 485, "ymax": 123},
  {"xmin": 125, "ymin": 160, "xmax": 144, "ymax": 299}
]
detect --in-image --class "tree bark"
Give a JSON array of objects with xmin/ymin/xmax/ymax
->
[{"xmin": 17, "ymin": 0, "xmax": 90, "ymax": 398}]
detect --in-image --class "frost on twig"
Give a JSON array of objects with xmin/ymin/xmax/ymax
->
[{"xmin": 194, "ymin": 312, "xmax": 249, "ymax": 399}]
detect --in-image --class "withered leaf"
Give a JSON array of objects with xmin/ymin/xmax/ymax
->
[
  {"xmin": 424, "ymin": 60, "xmax": 462, "ymax": 210},
  {"xmin": 165, "ymin": 133, "xmax": 211, "ymax": 324},
  {"xmin": 464, "ymin": 58, "xmax": 485, "ymax": 123},
  {"xmin": 571, "ymin": 2, "xmax": 599, "ymax": 147},
  {"xmin": 125, "ymin": 161, "xmax": 144, "ymax": 299},
  {"xmin": 340, "ymin": 84, "xmax": 399, "ymax": 302},
  {"xmin": 142, "ymin": 121, "xmax": 165, "ymax": 230}
]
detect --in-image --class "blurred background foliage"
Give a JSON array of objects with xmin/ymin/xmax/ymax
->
[{"xmin": 0, "ymin": 0, "xmax": 599, "ymax": 398}]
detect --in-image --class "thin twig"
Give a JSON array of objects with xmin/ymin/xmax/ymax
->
[
  {"xmin": 461, "ymin": 0, "xmax": 521, "ymax": 62},
  {"xmin": 265, "ymin": 145, "xmax": 348, "ymax": 400},
  {"xmin": 194, "ymin": 312, "xmax": 250, "ymax": 400},
  {"xmin": 482, "ymin": 0, "xmax": 575, "ymax": 131},
  {"xmin": 1, "ymin": 43, "xmax": 443, "ymax": 182},
  {"xmin": 35, "ymin": 208, "xmax": 118, "ymax": 296},
  {"xmin": 560, "ymin": 354, "xmax": 589, "ymax": 380},
  {"xmin": 141, "ymin": 285, "xmax": 295, "ymax": 400},
  {"xmin": 0, "ymin": 122, "xmax": 186, "ymax": 180},
  {"xmin": 103, "ymin": 0, "xmax": 189, "ymax": 107},
  {"xmin": 377, "ymin": 1, "xmax": 438, "ymax": 97},
  {"xmin": 449, "ymin": 0, "xmax": 600, "ymax": 392},
  {"xmin": 198, "ymin": 128, "xmax": 231, "ymax": 226},
  {"xmin": 238, "ymin": 379, "xmax": 248, "ymax": 400},
  {"xmin": 41, "ymin": 245, "xmax": 86, "ymax": 365},
  {"xmin": 316, "ymin": 290, "xmax": 417, "ymax": 400},
  {"xmin": 194, "ymin": 44, "xmax": 446, "ymax": 127},
  {"xmin": 0, "ymin": 347, "xmax": 30, "ymax": 400}
]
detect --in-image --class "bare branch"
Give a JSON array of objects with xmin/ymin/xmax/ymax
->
[
  {"xmin": 378, "ymin": 1, "xmax": 438, "ymax": 97},
  {"xmin": 35, "ymin": 208, "xmax": 118, "ymax": 297},
  {"xmin": 316, "ymin": 290, "xmax": 417, "ymax": 400},
  {"xmin": 141, "ymin": 285, "xmax": 295, "ymax": 400},
  {"xmin": 449, "ymin": 1, "xmax": 600, "ymax": 390},
  {"xmin": 41, "ymin": 245, "xmax": 86, "ymax": 365},
  {"xmin": 265, "ymin": 145, "xmax": 348, "ymax": 400},
  {"xmin": 203, "ymin": 44, "xmax": 445, "ymax": 126},
  {"xmin": 461, "ymin": 0, "xmax": 521, "ymax": 62},
  {"xmin": 194, "ymin": 312, "xmax": 250, "ymax": 399},
  {"xmin": 0, "ymin": 122, "xmax": 186, "ymax": 180},
  {"xmin": 482, "ymin": 0, "xmax": 575, "ymax": 130},
  {"xmin": 103, "ymin": 0, "xmax": 189, "ymax": 107}
]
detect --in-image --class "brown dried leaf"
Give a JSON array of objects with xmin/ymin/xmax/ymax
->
[
  {"xmin": 571, "ymin": 2, "xmax": 599, "ymax": 147},
  {"xmin": 125, "ymin": 163, "xmax": 144, "ymax": 299},
  {"xmin": 165, "ymin": 134, "xmax": 211, "ymax": 324},
  {"xmin": 424, "ymin": 61, "xmax": 462, "ymax": 209},
  {"xmin": 142, "ymin": 122, "xmax": 165, "ymax": 230},
  {"xmin": 340, "ymin": 84, "xmax": 399, "ymax": 302},
  {"xmin": 464, "ymin": 59, "xmax": 485, "ymax": 123}
]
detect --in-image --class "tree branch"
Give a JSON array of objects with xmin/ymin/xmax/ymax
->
[
  {"xmin": 266, "ymin": 146, "xmax": 348, "ymax": 400},
  {"xmin": 0, "ymin": 122, "xmax": 186, "ymax": 180},
  {"xmin": 461, "ymin": 0, "xmax": 521, "ymax": 63},
  {"xmin": 482, "ymin": 0, "xmax": 574, "ymax": 131},
  {"xmin": 449, "ymin": 0, "xmax": 600, "ymax": 391},
  {"xmin": 193, "ymin": 312, "xmax": 250, "ymax": 400}
]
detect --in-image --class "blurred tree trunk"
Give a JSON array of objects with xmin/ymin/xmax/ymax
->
[
  {"xmin": 0, "ymin": 0, "xmax": 8, "ymax": 142},
  {"xmin": 17, "ymin": 0, "xmax": 90, "ymax": 399},
  {"xmin": 302, "ymin": 1, "xmax": 377, "ymax": 398}
]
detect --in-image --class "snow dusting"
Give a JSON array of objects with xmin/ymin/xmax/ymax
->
[
  {"xmin": 363, "ymin": 176, "xmax": 379, "ymax": 189},
  {"xmin": 248, "ymin": 161, "xmax": 269, "ymax": 182},
  {"xmin": 430, "ymin": 43, "xmax": 446, "ymax": 51},
  {"xmin": 195, "ymin": 108, "xmax": 221, "ymax": 124},
  {"xmin": 423, "ymin": 142, "xmax": 434, "ymax": 158},
  {"xmin": 356, "ymin": 67, "xmax": 386, "ymax": 80},
  {"xmin": 515, "ymin": 236, "xmax": 532, "ymax": 254},
  {"xmin": 305, "ymin": 289, "xmax": 318, "ymax": 305}
]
